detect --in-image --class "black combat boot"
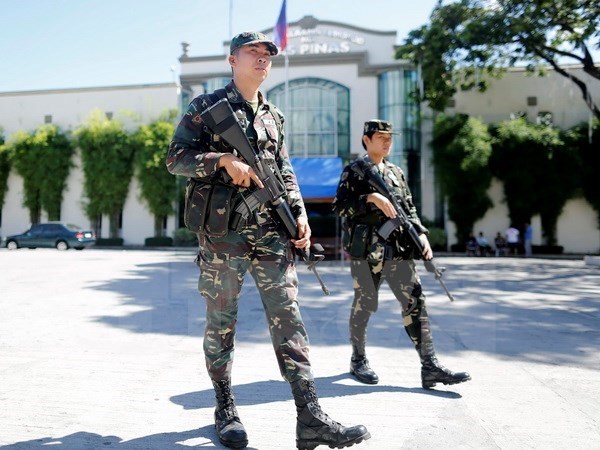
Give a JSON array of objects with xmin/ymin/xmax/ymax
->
[
  {"xmin": 291, "ymin": 378, "xmax": 370, "ymax": 450},
  {"xmin": 212, "ymin": 379, "xmax": 248, "ymax": 448},
  {"xmin": 349, "ymin": 346, "xmax": 379, "ymax": 385},
  {"xmin": 418, "ymin": 343, "xmax": 471, "ymax": 389}
]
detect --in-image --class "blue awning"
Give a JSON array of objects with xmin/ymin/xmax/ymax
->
[{"xmin": 290, "ymin": 157, "xmax": 343, "ymax": 200}]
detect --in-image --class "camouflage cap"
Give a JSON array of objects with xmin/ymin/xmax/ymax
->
[
  {"xmin": 363, "ymin": 119, "xmax": 397, "ymax": 135},
  {"xmin": 230, "ymin": 31, "xmax": 279, "ymax": 56}
]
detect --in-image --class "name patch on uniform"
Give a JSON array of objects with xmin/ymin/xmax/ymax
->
[{"xmin": 262, "ymin": 119, "xmax": 276, "ymax": 126}]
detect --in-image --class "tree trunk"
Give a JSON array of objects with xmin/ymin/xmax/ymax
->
[
  {"xmin": 154, "ymin": 215, "xmax": 164, "ymax": 237},
  {"xmin": 109, "ymin": 212, "xmax": 120, "ymax": 238}
]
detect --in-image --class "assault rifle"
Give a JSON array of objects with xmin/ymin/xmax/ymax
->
[
  {"xmin": 200, "ymin": 98, "xmax": 330, "ymax": 295},
  {"xmin": 352, "ymin": 157, "xmax": 455, "ymax": 302}
]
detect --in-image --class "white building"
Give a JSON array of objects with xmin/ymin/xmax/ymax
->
[
  {"xmin": 446, "ymin": 65, "xmax": 600, "ymax": 253},
  {"xmin": 0, "ymin": 83, "xmax": 180, "ymax": 243},
  {"xmin": 0, "ymin": 16, "xmax": 598, "ymax": 253}
]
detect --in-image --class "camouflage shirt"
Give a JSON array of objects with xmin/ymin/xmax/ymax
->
[
  {"xmin": 333, "ymin": 156, "xmax": 426, "ymax": 258},
  {"xmin": 166, "ymin": 81, "xmax": 307, "ymax": 219}
]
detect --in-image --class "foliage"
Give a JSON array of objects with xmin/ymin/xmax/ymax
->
[
  {"xmin": 172, "ymin": 227, "xmax": 198, "ymax": 247},
  {"xmin": 75, "ymin": 110, "xmax": 135, "ymax": 238},
  {"xmin": 431, "ymin": 113, "xmax": 493, "ymax": 244},
  {"xmin": 0, "ymin": 132, "xmax": 10, "ymax": 211},
  {"xmin": 564, "ymin": 118, "xmax": 600, "ymax": 227},
  {"xmin": 145, "ymin": 236, "xmax": 173, "ymax": 246},
  {"xmin": 396, "ymin": 0, "xmax": 600, "ymax": 116},
  {"xmin": 95, "ymin": 238, "xmax": 124, "ymax": 247},
  {"xmin": 490, "ymin": 118, "xmax": 580, "ymax": 245},
  {"xmin": 131, "ymin": 119, "xmax": 176, "ymax": 237},
  {"xmin": 5, "ymin": 125, "xmax": 73, "ymax": 223},
  {"xmin": 421, "ymin": 217, "xmax": 447, "ymax": 251}
]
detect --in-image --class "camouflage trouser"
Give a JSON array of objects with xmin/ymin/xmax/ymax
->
[
  {"xmin": 349, "ymin": 258, "xmax": 433, "ymax": 356},
  {"xmin": 196, "ymin": 213, "xmax": 313, "ymax": 383}
]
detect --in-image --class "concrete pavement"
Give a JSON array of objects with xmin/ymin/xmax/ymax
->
[{"xmin": 0, "ymin": 249, "xmax": 599, "ymax": 449}]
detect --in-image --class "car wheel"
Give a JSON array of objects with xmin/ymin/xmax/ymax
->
[
  {"xmin": 56, "ymin": 240, "xmax": 69, "ymax": 251},
  {"xmin": 6, "ymin": 240, "xmax": 18, "ymax": 250}
]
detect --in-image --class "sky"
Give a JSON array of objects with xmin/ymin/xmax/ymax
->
[{"xmin": 0, "ymin": 0, "xmax": 441, "ymax": 92}]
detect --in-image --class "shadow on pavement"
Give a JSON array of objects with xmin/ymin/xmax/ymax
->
[
  {"xmin": 170, "ymin": 373, "xmax": 461, "ymax": 411},
  {"xmin": 89, "ymin": 256, "xmax": 600, "ymax": 367},
  {"xmin": 0, "ymin": 374, "xmax": 459, "ymax": 449},
  {"xmin": 0, "ymin": 425, "xmax": 261, "ymax": 450}
]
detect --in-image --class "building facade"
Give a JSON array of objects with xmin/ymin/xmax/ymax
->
[
  {"xmin": 179, "ymin": 15, "xmax": 428, "ymax": 213},
  {"xmin": 0, "ymin": 84, "xmax": 180, "ymax": 243},
  {"xmin": 0, "ymin": 16, "xmax": 598, "ymax": 253},
  {"xmin": 446, "ymin": 65, "xmax": 600, "ymax": 253}
]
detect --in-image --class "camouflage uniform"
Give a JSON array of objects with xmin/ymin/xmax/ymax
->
[
  {"xmin": 167, "ymin": 80, "xmax": 312, "ymax": 383},
  {"xmin": 331, "ymin": 134, "xmax": 430, "ymax": 356},
  {"xmin": 333, "ymin": 119, "xmax": 470, "ymax": 389}
]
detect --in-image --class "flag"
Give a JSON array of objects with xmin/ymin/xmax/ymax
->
[{"xmin": 274, "ymin": 0, "xmax": 287, "ymax": 51}]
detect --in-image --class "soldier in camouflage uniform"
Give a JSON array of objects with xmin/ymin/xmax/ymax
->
[
  {"xmin": 166, "ymin": 32, "xmax": 369, "ymax": 450},
  {"xmin": 332, "ymin": 120, "xmax": 471, "ymax": 389}
]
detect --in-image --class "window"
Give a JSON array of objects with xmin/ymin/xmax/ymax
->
[
  {"xmin": 44, "ymin": 115, "xmax": 52, "ymax": 124},
  {"xmin": 268, "ymin": 78, "xmax": 350, "ymax": 159},
  {"xmin": 105, "ymin": 112, "xmax": 113, "ymax": 120},
  {"xmin": 203, "ymin": 78, "xmax": 230, "ymax": 94},
  {"xmin": 379, "ymin": 70, "xmax": 422, "ymax": 211},
  {"xmin": 537, "ymin": 111, "xmax": 553, "ymax": 126}
]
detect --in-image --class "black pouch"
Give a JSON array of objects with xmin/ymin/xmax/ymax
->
[
  {"xmin": 184, "ymin": 179, "xmax": 211, "ymax": 234},
  {"xmin": 204, "ymin": 183, "xmax": 238, "ymax": 238},
  {"xmin": 349, "ymin": 223, "xmax": 371, "ymax": 259}
]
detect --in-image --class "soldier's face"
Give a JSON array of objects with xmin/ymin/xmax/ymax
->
[
  {"xmin": 365, "ymin": 132, "xmax": 393, "ymax": 158},
  {"xmin": 229, "ymin": 43, "xmax": 272, "ymax": 83}
]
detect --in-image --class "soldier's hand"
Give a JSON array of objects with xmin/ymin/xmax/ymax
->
[
  {"xmin": 292, "ymin": 216, "xmax": 311, "ymax": 250},
  {"xmin": 218, "ymin": 154, "xmax": 264, "ymax": 188},
  {"xmin": 419, "ymin": 234, "xmax": 433, "ymax": 260},
  {"xmin": 367, "ymin": 193, "xmax": 396, "ymax": 218}
]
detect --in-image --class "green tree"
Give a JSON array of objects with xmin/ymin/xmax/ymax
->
[
  {"xmin": 565, "ymin": 118, "xmax": 600, "ymax": 227},
  {"xmin": 431, "ymin": 113, "xmax": 493, "ymax": 244},
  {"xmin": 0, "ymin": 132, "xmax": 10, "ymax": 212},
  {"xmin": 6, "ymin": 125, "xmax": 73, "ymax": 224},
  {"xmin": 396, "ymin": 0, "xmax": 600, "ymax": 116},
  {"xmin": 75, "ymin": 110, "xmax": 135, "ymax": 238},
  {"xmin": 131, "ymin": 115, "xmax": 176, "ymax": 237},
  {"xmin": 490, "ymin": 118, "xmax": 580, "ymax": 245}
]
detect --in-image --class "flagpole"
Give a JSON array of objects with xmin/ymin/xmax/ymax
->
[
  {"xmin": 228, "ymin": 0, "xmax": 233, "ymax": 39},
  {"xmin": 284, "ymin": 52, "xmax": 289, "ymax": 119},
  {"xmin": 274, "ymin": 0, "xmax": 289, "ymax": 118}
]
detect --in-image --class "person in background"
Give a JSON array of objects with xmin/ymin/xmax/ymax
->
[
  {"xmin": 524, "ymin": 222, "xmax": 533, "ymax": 257},
  {"xmin": 494, "ymin": 232, "xmax": 507, "ymax": 256},
  {"xmin": 476, "ymin": 232, "xmax": 492, "ymax": 256},
  {"xmin": 333, "ymin": 119, "xmax": 471, "ymax": 390},
  {"xmin": 505, "ymin": 225, "xmax": 520, "ymax": 256}
]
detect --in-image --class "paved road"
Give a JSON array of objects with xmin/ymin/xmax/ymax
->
[{"xmin": 0, "ymin": 249, "xmax": 598, "ymax": 449}]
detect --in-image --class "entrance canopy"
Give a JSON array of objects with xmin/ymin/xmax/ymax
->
[{"xmin": 290, "ymin": 157, "xmax": 343, "ymax": 202}]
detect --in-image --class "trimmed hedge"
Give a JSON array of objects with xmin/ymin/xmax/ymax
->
[
  {"xmin": 95, "ymin": 238, "xmax": 124, "ymax": 247},
  {"xmin": 173, "ymin": 228, "xmax": 198, "ymax": 247},
  {"xmin": 144, "ymin": 237, "xmax": 173, "ymax": 247}
]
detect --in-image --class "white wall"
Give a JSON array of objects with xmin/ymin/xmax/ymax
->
[
  {"xmin": 121, "ymin": 176, "xmax": 155, "ymax": 244},
  {"xmin": 2, "ymin": 172, "xmax": 30, "ymax": 237},
  {"xmin": 446, "ymin": 177, "xmax": 599, "ymax": 254},
  {"xmin": 451, "ymin": 66, "xmax": 600, "ymax": 129},
  {"xmin": 61, "ymin": 152, "xmax": 91, "ymax": 230},
  {"xmin": 0, "ymin": 83, "xmax": 180, "ymax": 136},
  {"xmin": 0, "ymin": 83, "xmax": 180, "ymax": 245}
]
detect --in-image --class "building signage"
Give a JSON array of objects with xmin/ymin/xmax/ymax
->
[{"xmin": 283, "ymin": 27, "xmax": 366, "ymax": 55}]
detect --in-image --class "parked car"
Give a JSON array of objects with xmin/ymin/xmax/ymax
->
[{"xmin": 5, "ymin": 222, "xmax": 96, "ymax": 250}]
